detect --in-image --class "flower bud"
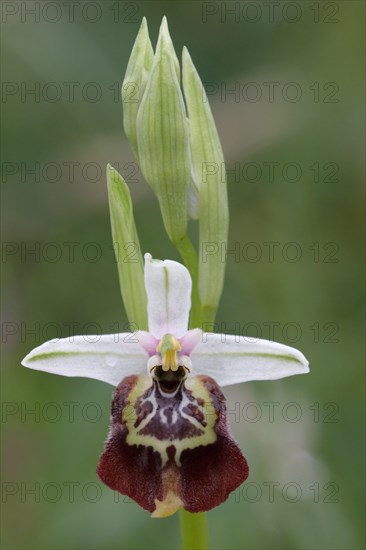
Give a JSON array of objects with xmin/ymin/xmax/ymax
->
[
  {"xmin": 123, "ymin": 18, "xmax": 229, "ymax": 316},
  {"xmin": 122, "ymin": 17, "xmax": 154, "ymax": 160},
  {"xmin": 136, "ymin": 17, "xmax": 192, "ymax": 243}
]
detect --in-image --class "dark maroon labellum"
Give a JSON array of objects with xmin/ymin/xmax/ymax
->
[{"xmin": 97, "ymin": 373, "xmax": 249, "ymax": 517}]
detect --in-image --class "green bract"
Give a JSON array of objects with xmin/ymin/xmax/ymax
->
[
  {"xmin": 106, "ymin": 164, "xmax": 147, "ymax": 329},
  {"xmin": 182, "ymin": 47, "xmax": 229, "ymax": 314}
]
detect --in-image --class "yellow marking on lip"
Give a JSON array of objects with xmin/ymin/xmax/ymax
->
[
  {"xmin": 157, "ymin": 334, "xmax": 181, "ymax": 372},
  {"xmin": 122, "ymin": 375, "xmax": 218, "ymax": 467},
  {"xmin": 152, "ymin": 490, "xmax": 183, "ymax": 518}
]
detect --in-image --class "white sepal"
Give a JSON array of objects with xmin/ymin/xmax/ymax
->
[
  {"xmin": 144, "ymin": 253, "xmax": 191, "ymax": 339},
  {"xmin": 22, "ymin": 334, "xmax": 147, "ymax": 386},
  {"xmin": 191, "ymin": 334, "xmax": 309, "ymax": 387}
]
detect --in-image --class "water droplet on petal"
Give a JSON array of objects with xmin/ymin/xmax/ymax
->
[{"xmin": 106, "ymin": 356, "xmax": 117, "ymax": 368}]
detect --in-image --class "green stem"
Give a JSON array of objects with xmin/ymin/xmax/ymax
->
[
  {"xmin": 179, "ymin": 510, "xmax": 208, "ymax": 550},
  {"xmin": 173, "ymin": 234, "xmax": 202, "ymax": 329},
  {"xmin": 174, "ymin": 236, "xmax": 219, "ymax": 550}
]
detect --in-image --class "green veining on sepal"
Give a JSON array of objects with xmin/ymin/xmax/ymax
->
[
  {"xmin": 195, "ymin": 352, "xmax": 305, "ymax": 364},
  {"xmin": 26, "ymin": 351, "xmax": 142, "ymax": 363}
]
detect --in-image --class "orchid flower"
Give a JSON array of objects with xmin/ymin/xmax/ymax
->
[{"xmin": 22, "ymin": 253, "xmax": 309, "ymax": 518}]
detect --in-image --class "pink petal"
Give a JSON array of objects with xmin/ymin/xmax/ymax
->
[
  {"xmin": 136, "ymin": 331, "xmax": 159, "ymax": 356},
  {"xmin": 179, "ymin": 328, "xmax": 203, "ymax": 356}
]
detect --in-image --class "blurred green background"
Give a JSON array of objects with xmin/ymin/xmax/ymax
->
[{"xmin": 1, "ymin": 1, "xmax": 364, "ymax": 549}]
